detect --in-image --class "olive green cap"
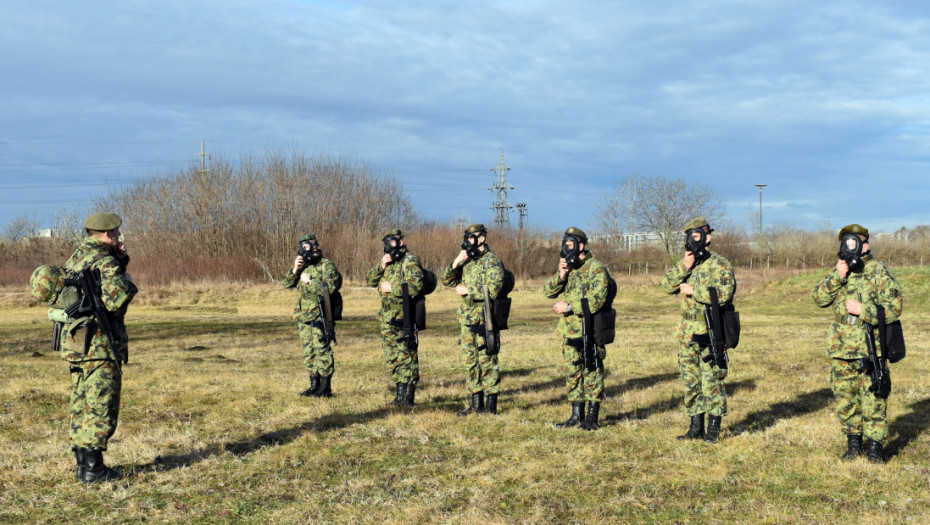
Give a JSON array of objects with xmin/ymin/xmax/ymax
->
[
  {"xmin": 564, "ymin": 227, "xmax": 587, "ymax": 243},
  {"xmin": 84, "ymin": 212, "xmax": 122, "ymax": 231},
  {"xmin": 382, "ymin": 228, "xmax": 403, "ymax": 241},
  {"xmin": 838, "ymin": 224, "xmax": 869, "ymax": 240},
  {"xmin": 683, "ymin": 217, "xmax": 709, "ymax": 233},
  {"xmin": 299, "ymin": 233, "xmax": 317, "ymax": 243},
  {"xmin": 465, "ymin": 223, "xmax": 486, "ymax": 234}
]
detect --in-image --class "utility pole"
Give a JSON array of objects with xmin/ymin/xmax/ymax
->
[
  {"xmin": 516, "ymin": 202, "xmax": 527, "ymax": 230},
  {"xmin": 489, "ymin": 149, "xmax": 514, "ymax": 229},
  {"xmin": 198, "ymin": 140, "xmax": 211, "ymax": 183},
  {"xmin": 755, "ymin": 184, "xmax": 766, "ymax": 245}
]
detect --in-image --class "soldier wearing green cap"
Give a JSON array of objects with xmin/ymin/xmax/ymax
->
[
  {"xmin": 282, "ymin": 233, "xmax": 342, "ymax": 398},
  {"xmin": 660, "ymin": 217, "xmax": 735, "ymax": 443},
  {"xmin": 543, "ymin": 227, "xmax": 611, "ymax": 430},
  {"xmin": 61, "ymin": 212, "xmax": 137, "ymax": 482},
  {"xmin": 366, "ymin": 228, "xmax": 425, "ymax": 406},
  {"xmin": 812, "ymin": 224, "xmax": 902, "ymax": 463},
  {"xmin": 441, "ymin": 224, "xmax": 506, "ymax": 415}
]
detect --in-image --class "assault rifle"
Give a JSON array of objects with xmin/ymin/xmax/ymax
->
[
  {"xmin": 701, "ymin": 287, "xmax": 729, "ymax": 370},
  {"xmin": 64, "ymin": 268, "xmax": 123, "ymax": 376},
  {"xmin": 859, "ymin": 293, "xmax": 890, "ymax": 398},
  {"xmin": 481, "ymin": 281, "xmax": 500, "ymax": 355},
  {"xmin": 578, "ymin": 297, "xmax": 600, "ymax": 371},
  {"xmin": 318, "ymin": 283, "xmax": 336, "ymax": 345},
  {"xmin": 399, "ymin": 282, "xmax": 419, "ymax": 351}
]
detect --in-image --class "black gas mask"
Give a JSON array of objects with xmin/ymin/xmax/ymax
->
[
  {"xmin": 298, "ymin": 241, "xmax": 321, "ymax": 265},
  {"xmin": 838, "ymin": 234, "xmax": 866, "ymax": 273},
  {"xmin": 383, "ymin": 235, "xmax": 406, "ymax": 262},
  {"xmin": 684, "ymin": 227, "xmax": 711, "ymax": 261},
  {"xmin": 461, "ymin": 231, "xmax": 486, "ymax": 261},
  {"xmin": 561, "ymin": 235, "xmax": 584, "ymax": 269}
]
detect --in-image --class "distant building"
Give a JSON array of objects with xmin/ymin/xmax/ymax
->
[{"xmin": 589, "ymin": 232, "xmax": 666, "ymax": 251}]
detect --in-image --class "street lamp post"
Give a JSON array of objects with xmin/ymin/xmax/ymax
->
[{"xmin": 754, "ymin": 184, "xmax": 766, "ymax": 236}]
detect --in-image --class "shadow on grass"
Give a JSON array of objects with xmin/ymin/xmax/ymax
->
[
  {"xmin": 887, "ymin": 396, "xmax": 930, "ymax": 459},
  {"xmin": 727, "ymin": 387, "xmax": 832, "ymax": 437},
  {"xmin": 129, "ymin": 405, "xmax": 403, "ymax": 476},
  {"xmin": 602, "ymin": 379, "xmax": 758, "ymax": 426},
  {"xmin": 604, "ymin": 372, "xmax": 679, "ymax": 398}
]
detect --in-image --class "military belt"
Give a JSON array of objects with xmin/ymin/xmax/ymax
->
[{"xmin": 835, "ymin": 313, "xmax": 863, "ymax": 326}]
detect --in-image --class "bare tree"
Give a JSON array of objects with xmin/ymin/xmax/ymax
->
[
  {"xmin": 594, "ymin": 174, "xmax": 722, "ymax": 254},
  {"xmin": 1, "ymin": 212, "xmax": 41, "ymax": 242}
]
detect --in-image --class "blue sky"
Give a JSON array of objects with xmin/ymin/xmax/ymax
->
[{"xmin": 2, "ymin": 1, "xmax": 929, "ymax": 234}]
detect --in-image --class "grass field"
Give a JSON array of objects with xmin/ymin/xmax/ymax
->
[{"xmin": 1, "ymin": 268, "xmax": 929, "ymax": 523}]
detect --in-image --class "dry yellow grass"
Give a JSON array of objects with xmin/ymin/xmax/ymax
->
[{"xmin": 1, "ymin": 268, "xmax": 929, "ymax": 523}]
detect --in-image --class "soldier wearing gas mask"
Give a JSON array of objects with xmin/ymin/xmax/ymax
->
[
  {"xmin": 441, "ymin": 224, "xmax": 505, "ymax": 416},
  {"xmin": 282, "ymin": 233, "xmax": 342, "ymax": 397},
  {"xmin": 365, "ymin": 229, "xmax": 425, "ymax": 406},
  {"xmin": 660, "ymin": 217, "xmax": 736, "ymax": 443},
  {"xmin": 812, "ymin": 224, "xmax": 903, "ymax": 463},
  {"xmin": 543, "ymin": 227, "xmax": 611, "ymax": 430}
]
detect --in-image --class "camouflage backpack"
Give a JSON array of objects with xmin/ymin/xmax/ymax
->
[{"xmin": 30, "ymin": 265, "xmax": 81, "ymax": 309}]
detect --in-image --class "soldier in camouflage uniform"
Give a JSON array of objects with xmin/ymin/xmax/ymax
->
[
  {"xmin": 543, "ymin": 227, "xmax": 610, "ymax": 431},
  {"xmin": 659, "ymin": 217, "xmax": 735, "ymax": 443},
  {"xmin": 366, "ymin": 229, "xmax": 425, "ymax": 407},
  {"xmin": 281, "ymin": 234, "xmax": 342, "ymax": 398},
  {"xmin": 812, "ymin": 224, "xmax": 902, "ymax": 464},
  {"xmin": 441, "ymin": 224, "xmax": 505, "ymax": 416},
  {"xmin": 62, "ymin": 213, "xmax": 137, "ymax": 482}
]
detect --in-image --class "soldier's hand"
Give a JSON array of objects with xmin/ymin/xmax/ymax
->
[
  {"xmin": 835, "ymin": 259, "xmax": 849, "ymax": 279},
  {"xmin": 381, "ymin": 253, "xmax": 393, "ymax": 269},
  {"xmin": 845, "ymin": 299, "xmax": 862, "ymax": 316},
  {"xmin": 293, "ymin": 256, "xmax": 305, "ymax": 273},
  {"xmin": 455, "ymin": 284, "xmax": 468, "ymax": 296},
  {"xmin": 553, "ymin": 301, "xmax": 570, "ymax": 314},
  {"xmin": 380, "ymin": 280, "xmax": 392, "ymax": 294},
  {"xmin": 453, "ymin": 250, "xmax": 468, "ymax": 268},
  {"xmin": 115, "ymin": 242, "xmax": 129, "ymax": 260},
  {"xmin": 679, "ymin": 283, "xmax": 694, "ymax": 296},
  {"xmin": 300, "ymin": 272, "xmax": 312, "ymax": 284},
  {"xmin": 558, "ymin": 258, "xmax": 570, "ymax": 279},
  {"xmin": 684, "ymin": 251, "xmax": 696, "ymax": 269}
]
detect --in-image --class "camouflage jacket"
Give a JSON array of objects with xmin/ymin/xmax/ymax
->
[
  {"xmin": 281, "ymin": 257, "xmax": 342, "ymax": 323},
  {"xmin": 543, "ymin": 253, "xmax": 609, "ymax": 339},
  {"xmin": 811, "ymin": 255, "xmax": 903, "ymax": 360},
  {"xmin": 60, "ymin": 237, "xmax": 138, "ymax": 363},
  {"xmin": 659, "ymin": 250, "xmax": 736, "ymax": 339},
  {"xmin": 441, "ymin": 249, "xmax": 504, "ymax": 326},
  {"xmin": 365, "ymin": 251, "xmax": 424, "ymax": 323}
]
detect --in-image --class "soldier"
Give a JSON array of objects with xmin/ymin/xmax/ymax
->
[
  {"xmin": 281, "ymin": 233, "xmax": 342, "ymax": 398},
  {"xmin": 441, "ymin": 224, "xmax": 505, "ymax": 416},
  {"xmin": 543, "ymin": 227, "xmax": 610, "ymax": 430},
  {"xmin": 64, "ymin": 212, "xmax": 138, "ymax": 482},
  {"xmin": 812, "ymin": 224, "xmax": 902, "ymax": 463},
  {"xmin": 366, "ymin": 229, "xmax": 425, "ymax": 407},
  {"xmin": 659, "ymin": 217, "xmax": 735, "ymax": 443}
]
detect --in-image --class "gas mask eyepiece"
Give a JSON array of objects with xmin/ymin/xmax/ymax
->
[{"xmin": 838, "ymin": 234, "xmax": 865, "ymax": 272}]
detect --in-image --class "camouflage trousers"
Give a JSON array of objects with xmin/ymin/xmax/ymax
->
[
  {"xmin": 297, "ymin": 322, "xmax": 334, "ymax": 377},
  {"xmin": 381, "ymin": 322, "xmax": 419, "ymax": 384},
  {"xmin": 560, "ymin": 342, "xmax": 606, "ymax": 403},
  {"xmin": 831, "ymin": 358, "xmax": 888, "ymax": 442},
  {"xmin": 69, "ymin": 359, "xmax": 121, "ymax": 450},
  {"xmin": 459, "ymin": 324, "xmax": 500, "ymax": 395},
  {"xmin": 678, "ymin": 340, "xmax": 728, "ymax": 417}
]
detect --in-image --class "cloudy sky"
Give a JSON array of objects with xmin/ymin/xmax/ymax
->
[{"xmin": 2, "ymin": 1, "xmax": 928, "ymax": 235}]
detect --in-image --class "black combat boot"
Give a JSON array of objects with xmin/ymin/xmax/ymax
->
[
  {"xmin": 865, "ymin": 439, "xmax": 886, "ymax": 464},
  {"xmin": 580, "ymin": 402, "xmax": 601, "ymax": 431},
  {"xmin": 81, "ymin": 449, "xmax": 121, "ymax": 483},
  {"xmin": 73, "ymin": 447, "xmax": 85, "ymax": 481},
  {"xmin": 402, "ymin": 382, "xmax": 417, "ymax": 407},
  {"xmin": 677, "ymin": 414, "xmax": 705, "ymax": 440},
  {"xmin": 314, "ymin": 375, "xmax": 333, "ymax": 398},
  {"xmin": 300, "ymin": 374, "xmax": 320, "ymax": 397},
  {"xmin": 704, "ymin": 415, "xmax": 722, "ymax": 443},
  {"xmin": 391, "ymin": 383, "xmax": 405, "ymax": 406},
  {"xmin": 484, "ymin": 393, "xmax": 498, "ymax": 415},
  {"xmin": 555, "ymin": 402, "xmax": 585, "ymax": 428},
  {"xmin": 842, "ymin": 434, "xmax": 863, "ymax": 460},
  {"xmin": 458, "ymin": 392, "xmax": 484, "ymax": 416}
]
